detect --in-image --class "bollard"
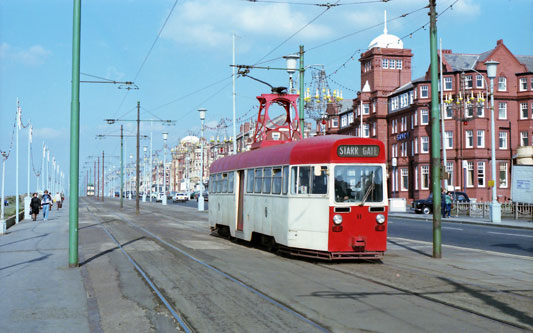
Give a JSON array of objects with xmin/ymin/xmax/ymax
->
[
  {"xmin": 24, "ymin": 196, "xmax": 31, "ymax": 220},
  {"xmin": 0, "ymin": 219, "xmax": 6, "ymax": 234}
]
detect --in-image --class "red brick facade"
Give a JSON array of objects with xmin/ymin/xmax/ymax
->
[{"xmin": 323, "ymin": 39, "xmax": 533, "ymax": 204}]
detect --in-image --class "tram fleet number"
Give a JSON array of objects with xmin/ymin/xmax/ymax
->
[{"xmin": 337, "ymin": 145, "xmax": 380, "ymax": 158}]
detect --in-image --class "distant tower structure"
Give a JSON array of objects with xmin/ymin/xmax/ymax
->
[{"xmin": 303, "ymin": 67, "xmax": 343, "ymax": 121}]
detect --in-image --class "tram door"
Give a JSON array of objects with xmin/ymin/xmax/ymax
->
[{"xmin": 237, "ymin": 170, "xmax": 244, "ymax": 231}]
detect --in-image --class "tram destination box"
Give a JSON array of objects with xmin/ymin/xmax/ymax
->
[{"xmin": 337, "ymin": 145, "xmax": 380, "ymax": 158}]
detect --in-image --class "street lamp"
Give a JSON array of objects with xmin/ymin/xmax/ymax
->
[
  {"xmin": 198, "ymin": 108, "xmax": 206, "ymax": 211},
  {"xmin": 162, "ymin": 132, "xmax": 168, "ymax": 206},
  {"xmin": 486, "ymin": 59, "xmax": 501, "ymax": 223}
]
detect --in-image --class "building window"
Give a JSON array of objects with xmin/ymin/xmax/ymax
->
[
  {"xmin": 499, "ymin": 131, "xmax": 508, "ymax": 149},
  {"xmin": 446, "ymin": 162, "xmax": 453, "ymax": 186},
  {"xmin": 465, "ymin": 130, "xmax": 473, "ymax": 148},
  {"xmin": 520, "ymin": 78, "xmax": 528, "ymax": 91},
  {"xmin": 499, "ymin": 162, "xmax": 508, "ymax": 188},
  {"xmin": 391, "ymin": 97, "xmax": 399, "ymax": 111},
  {"xmin": 372, "ymin": 122, "xmax": 376, "ymax": 136},
  {"xmin": 421, "ymin": 109, "xmax": 429, "ymax": 125},
  {"xmin": 477, "ymin": 130, "xmax": 485, "ymax": 148},
  {"xmin": 331, "ymin": 118, "xmax": 338, "ymax": 127},
  {"xmin": 421, "ymin": 136, "xmax": 429, "ymax": 153},
  {"xmin": 382, "ymin": 58, "xmax": 389, "ymax": 69},
  {"xmin": 400, "ymin": 168, "xmax": 408, "ymax": 191},
  {"xmin": 372, "ymin": 101, "xmax": 376, "ymax": 113},
  {"xmin": 410, "ymin": 115, "xmax": 414, "ymax": 129},
  {"xmin": 414, "ymin": 137, "xmax": 418, "ymax": 154},
  {"xmin": 498, "ymin": 102, "xmax": 507, "ymax": 119},
  {"xmin": 415, "ymin": 167, "xmax": 418, "ymax": 190},
  {"xmin": 363, "ymin": 124, "xmax": 370, "ymax": 137},
  {"xmin": 466, "ymin": 105, "xmax": 474, "ymax": 118},
  {"xmin": 444, "ymin": 77, "xmax": 452, "ymax": 90},
  {"xmin": 445, "ymin": 105, "xmax": 453, "ymax": 119},
  {"xmin": 401, "ymin": 117, "xmax": 407, "ymax": 132},
  {"xmin": 341, "ymin": 115, "xmax": 347, "ymax": 127},
  {"xmin": 420, "ymin": 86, "xmax": 429, "ymax": 98},
  {"xmin": 348, "ymin": 112, "xmax": 354, "ymax": 124},
  {"xmin": 363, "ymin": 104, "xmax": 370, "ymax": 115},
  {"xmin": 392, "ymin": 143, "xmax": 397, "ymax": 158},
  {"xmin": 498, "ymin": 77, "xmax": 507, "ymax": 91},
  {"xmin": 393, "ymin": 119, "xmax": 398, "ymax": 134},
  {"xmin": 476, "ymin": 106, "xmax": 484, "ymax": 118},
  {"xmin": 521, "ymin": 131, "xmax": 529, "ymax": 146},
  {"xmin": 409, "ymin": 91, "xmax": 414, "ymax": 104},
  {"xmin": 466, "ymin": 162, "xmax": 474, "ymax": 188},
  {"xmin": 476, "ymin": 74, "xmax": 484, "ymax": 88},
  {"xmin": 477, "ymin": 162, "xmax": 485, "ymax": 187},
  {"xmin": 390, "ymin": 59, "xmax": 396, "ymax": 69},
  {"xmin": 445, "ymin": 131, "xmax": 453, "ymax": 149},
  {"xmin": 520, "ymin": 103, "xmax": 528, "ymax": 119},
  {"xmin": 465, "ymin": 75, "xmax": 473, "ymax": 89},
  {"xmin": 401, "ymin": 141, "xmax": 407, "ymax": 157},
  {"xmin": 400, "ymin": 94, "xmax": 408, "ymax": 108},
  {"xmin": 414, "ymin": 110, "xmax": 418, "ymax": 126},
  {"xmin": 421, "ymin": 165, "xmax": 429, "ymax": 190}
]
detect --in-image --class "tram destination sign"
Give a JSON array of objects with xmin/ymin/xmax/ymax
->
[{"xmin": 337, "ymin": 145, "xmax": 380, "ymax": 158}]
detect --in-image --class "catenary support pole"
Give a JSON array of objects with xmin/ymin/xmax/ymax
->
[
  {"xmin": 24, "ymin": 124, "xmax": 32, "ymax": 220},
  {"xmin": 440, "ymin": 39, "xmax": 448, "ymax": 190},
  {"xmin": 120, "ymin": 125, "xmax": 124, "ymax": 208},
  {"xmin": 101, "ymin": 150, "xmax": 104, "ymax": 202},
  {"xmin": 136, "ymin": 101, "xmax": 140, "ymax": 215},
  {"xmin": 16, "ymin": 100, "xmax": 20, "ymax": 224},
  {"xmin": 429, "ymin": 0, "xmax": 442, "ymax": 258},
  {"xmin": 1, "ymin": 155, "xmax": 6, "ymax": 234},
  {"xmin": 69, "ymin": 0, "xmax": 81, "ymax": 268},
  {"xmin": 232, "ymin": 33, "xmax": 237, "ymax": 154},
  {"xmin": 299, "ymin": 45, "xmax": 305, "ymax": 137}
]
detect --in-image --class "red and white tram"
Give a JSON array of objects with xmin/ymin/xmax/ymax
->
[{"xmin": 209, "ymin": 135, "xmax": 388, "ymax": 260}]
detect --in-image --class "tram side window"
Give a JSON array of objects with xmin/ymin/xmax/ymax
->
[
  {"xmin": 298, "ymin": 166, "xmax": 311, "ymax": 194},
  {"xmin": 216, "ymin": 174, "xmax": 222, "ymax": 193},
  {"xmin": 272, "ymin": 168, "xmax": 282, "ymax": 194},
  {"xmin": 282, "ymin": 166, "xmax": 289, "ymax": 195},
  {"xmin": 228, "ymin": 172, "xmax": 234, "ymax": 193},
  {"xmin": 312, "ymin": 166, "xmax": 328, "ymax": 194},
  {"xmin": 254, "ymin": 168, "xmax": 263, "ymax": 193},
  {"xmin": 222, "ymin": 173, "xmax": 228, "ymax": 193},
  {"xmin": 263, "ymin": 168, "xmax": 272, "ymax": 194},
  {"xmin": 246, "ymin": 169, "xmax": 254, "ymax": 193},
  {"xmin": 290, "ymin": 166, "xmax": 298, "ymax": 194},
  {"xmin": 210, "ymin": 175, "xmax": 216, "ymax": 193}
]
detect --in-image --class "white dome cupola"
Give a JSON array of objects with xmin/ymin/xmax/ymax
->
[{"xmin": 368, "ymin": 11, "xmax": 403, "ymax": 50}]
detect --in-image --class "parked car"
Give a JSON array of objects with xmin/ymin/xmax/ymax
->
[
  {"xmin": 195, "ymin": 191, "xmax": 208, "ymax": 202},
  {"xmin": 412, "ymin": 191, "xmax": 470, "ymax": 214},
  {"xmin": 173, "ymin": 192, "xmax": 189, "ymax": 202}
]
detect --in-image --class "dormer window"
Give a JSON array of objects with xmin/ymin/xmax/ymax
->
[{"xmin": 420, "ymin": 85, "xmax": 429, "ymax": 98}]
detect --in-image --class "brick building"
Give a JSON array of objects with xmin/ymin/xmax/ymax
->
[{"xmin": 321, "ymin": 22, "xmax": 533, "ymax": 203}]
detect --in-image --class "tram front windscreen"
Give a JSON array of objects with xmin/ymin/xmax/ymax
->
[{"xmin": 334, "ymin": 165, "xmax": 383, "ymax": 203}]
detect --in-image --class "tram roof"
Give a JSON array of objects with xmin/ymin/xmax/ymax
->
[{"xmin": 210, "ymin": 135, "xmax": 385, "ymax": 173}]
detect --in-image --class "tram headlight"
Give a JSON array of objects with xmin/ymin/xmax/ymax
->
[
  {"xmin": 333, "ymin": 214, "xmax": 343, "ymax": 225},
  {"xmin": 376, "ymin": 214, "xmax": 385, "ymax": 224}
]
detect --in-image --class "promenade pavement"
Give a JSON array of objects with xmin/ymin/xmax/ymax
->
[
  {"xmin": 1, "ymin": 199, "xmax": 531, "ymax": 332},
  {"xmin": 389, "ymin": 210, "xmax": 533, "ymax": 230}
]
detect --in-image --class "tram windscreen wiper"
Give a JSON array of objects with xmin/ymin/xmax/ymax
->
[{"xmin": 360, "ymin": 172, "xmax": 375, "ymax": 206}]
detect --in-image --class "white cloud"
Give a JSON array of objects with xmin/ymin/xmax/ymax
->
[
  {"xmin": 162, "ymin": 0, "xmax": 333, "ymax": 49},
  {"xmin": 449, "ymin": 0, "xmax": 481, "ymax": 17},
  {"xmin": 105, "ymin": 66, "xmax": 125, "ymax": 81},
  {"xmin": 33, "ymin": 127, "xmax": 65, "ymax": 139},
  {"xmin": 0, "ymin": 43, "xmax": 51, "ymax": 65}
]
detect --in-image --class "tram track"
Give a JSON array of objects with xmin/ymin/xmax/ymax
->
[
  {"xmin": 83, "ymin": 198, "xmax": 531, "ymax": 331},
  {"xmin": 314, "ymin": 261, "xmax": 532, "ymax": 331},
  {"xmin": 83, "ymin": 198, "xmax": 329, "ymax": 333}
]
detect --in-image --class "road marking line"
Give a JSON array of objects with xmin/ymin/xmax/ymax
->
[
  {"xmin": 487, "ymin": 231, "xmax": 533, "ymax": 238},
  {"xmin": 442, "ymin": 227, "xmax": 463, "ymax": 230},
  {"xmin": 388, "ymin": 237, "xmax": 533, "ymax": 260}
]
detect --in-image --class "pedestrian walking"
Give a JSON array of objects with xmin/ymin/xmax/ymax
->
[
  {"xmin": 54, "ymin": 192, "xmax": 62, "ymax": 210},
  {"xmin": 441, "ymin": 190, "xmax": 447, "ymax": 217},
  {"xmin": 30, "ymin": 193, "xmax": 41, "ymax": 221},
  {"xmin": 445, "ymin": 191, "xmax": 453, "ymax": 218},
  {"xmin": 41, "ymin": 190, "xmax": 52, "ymax": 220}
]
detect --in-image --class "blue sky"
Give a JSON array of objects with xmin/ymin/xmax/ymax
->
[{"xmin": 1, "ymin": 0, "xmax": 531, "ymax": 195}]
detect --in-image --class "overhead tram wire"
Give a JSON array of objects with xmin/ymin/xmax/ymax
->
[
  {"xmin": 133, "ymin": 0, "xmax": 179, "ymax": 82},
  {"xmin": 252, "ymin": 0, "xmax": 341, "ymax": 65},
  {"xmin": 243, "ymin": 0, "xmax": 389, "ymax": 7},
  {"xmin": 323, "ymin": 0, "xmax": 459, "ymax": 78}
]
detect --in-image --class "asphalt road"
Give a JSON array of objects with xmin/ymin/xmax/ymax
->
[
  {"xmin": 388, "ymin": 216, "xmax": 533, "ymax": 257},
  {"xmin": 170, "ymin": 198, "xmax": 209, "ymax": 210}
]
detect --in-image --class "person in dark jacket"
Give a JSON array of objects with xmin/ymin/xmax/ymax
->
[{"xmin": 30, "ymin": 193, "xmax": 41, "ymax": 221}]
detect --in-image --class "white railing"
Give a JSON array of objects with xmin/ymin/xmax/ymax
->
[{"xmin": 451, "ymin": 202, "xmax": 533, "ymax": 220}]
